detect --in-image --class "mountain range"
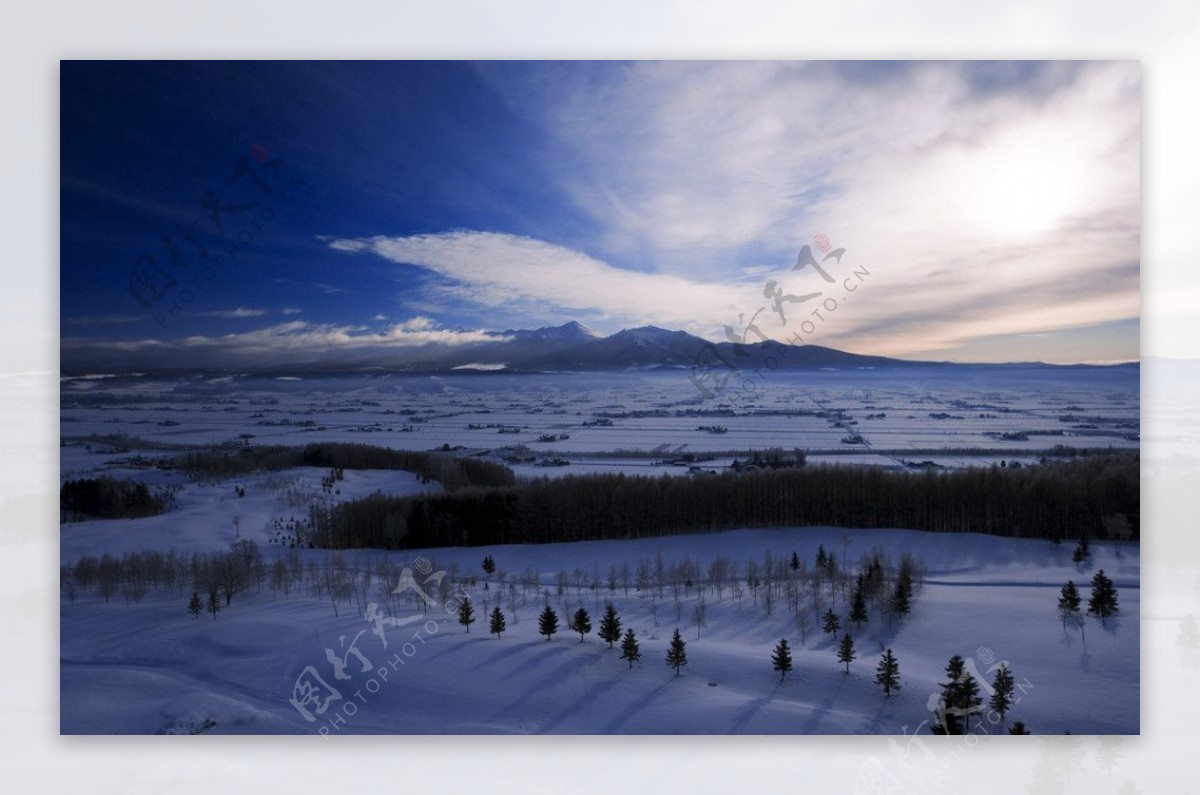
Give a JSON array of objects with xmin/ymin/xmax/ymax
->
[
  {"xmin": 62, "ymin": 320, "xmax": 1140, "ymax": 375},
  {"xmin": 152, "ymin": 321, "xmax": 1146, "ymax": 375}
]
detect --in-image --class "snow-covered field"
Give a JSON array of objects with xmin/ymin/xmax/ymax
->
[
  {"xmin": 61, "ymin": 514, "xmax": 1139, "ymax": 734},
  {"xmin": 61, "ymin": 368, "xmax": 1139, "ymax": 472},
  {"xmin": 59, "ymin": 368, "xmax": 1140, "ymax": 735}
]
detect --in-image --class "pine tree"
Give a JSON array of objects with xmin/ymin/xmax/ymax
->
[
  {"xmin": 187, "ymin": 591, "xmax": 202, "ymax": 619},
  {"xmin": 1058, "ymin": 581, "xmax": 1082, "ymax": 627},
  {"xmin": 816, "ymin": 545, "xmax": 828, "ymax": 570},
  {"xmin": 1088, "ymin": 569, "xmax": 1119, "ymax": 620},
  {"xmin": 1008, "ymin": 721, "xmax": 1031, "ymax": 735},
  {"xmin": 569, "ymin": 607, "xmax": 592, "ymax": 642},
  {"xmin": 990, "ymin": 663, "xmax": 1015, "ymax": 727},
  {"xmin": 874, "ymin": 648, "xmax": 900, "ymax": 696},
  {"xmin": 849, "ymin": 577, "xmax": 869, "ymax": 626},
  {"xmin": 1072, "ymin": 536, "xmax": 1090, "ymax": 568},
  {"xmin": 930, "ymin": 654, "xmax": 982, "ymax": 735},
  {"xmin": 666, "ymin": 628, "xmax": 688, "ymax": 675},
  {"xmin": 822, "ymin": 608, "xmax": 841, "ymax": 635},
  {"xmin": 482, "ymin": 555, "xmax": 496, "ymax": 575},
  {"xmin": 489, "ymin": 606, "xmax": 506, "ymax": 639},
  {"xmin": 837, "ymin": 633, "xmax": 856, "ymax": 674},
  {"xmin": 598, "ymin": 602, "xmax": 622, "ymax": 648},
  {"xmin": 789, "ymin": 551, "xmax": 801, "ymax": 571},
  {"xmin": 771, "ymin": 638, "xmax": 793, "ymax": 681},
  {"xmin": 457, "ymin": 596, "xmax": 476, "ymax": 632},
  {"xmin": 538, "ymin": 605, "xmax": 559, "ymax": 641},
  {"xmin": 206, "ymin": 588, "xmax": 220, "ymax": 621},
  {"xmin": 620, "ymin": 628, "xmax": 641, "ymax": 668}
]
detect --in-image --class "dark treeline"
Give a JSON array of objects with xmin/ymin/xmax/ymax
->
[
  {"xmin": 176, "ymin": 442, "xmax": 515, "ymax": 491},
  {"xmin": 309, "ymin": 453, "xmax": 1138, "ymax": 550},
  {"xmin": 60, "ymin": 477, "xmax": 173, "ymax": 520}
]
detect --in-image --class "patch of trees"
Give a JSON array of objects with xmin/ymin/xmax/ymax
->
[
  {"xmin": 60, "ymin": 477, "xmax": 173, "ymax": 520},
  {"xmin": 308, "ymin": 452, "xmax": 1138, "ymax": 550},
  {"xmin": 176, "ymin": 442, "xmax": 515, "ymax": 491},
  {"xmin": 61, "ymin": 540, "xmax": 264, "ymax": 610}
]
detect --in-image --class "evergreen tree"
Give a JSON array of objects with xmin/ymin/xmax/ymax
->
[
  {"xmin": 849, "ymin": 577, "xmax": 869, "ymax": 626},
  {"xmin": 1008, "ymin": 721, "xmax": 1031, "ymax": 735},
  {"xmin": 874, "ymin": 648, "xmax": 900, "ymax": 696},
  {"xmin": 892, "ymin": 560, "xmax": 915, "ymax": 616},
  {"xmin": 482, "ymin": 555, "xmax": 496, "ymax": 575},
  {"xmin": 1088, "ymin": 569, "xmax": 1119, "ymax": 620},
  {"xmin": 816, "ymin": 545, "xmax": 828, "ymax": 570},
  {"xmin": 837, "ymin": 633, "xmax": 856, "ymax": 674},
  {"xmin": 489, "ymin": 606, "xmax": 506, "ymax": 639},
  {"xmin": 990, "ymin": 663, "xmax": 1015, "ymax": 727},
  {"xmin": 822, "ymin": 608, "xmax": 841, "ymax": 635},
  {"xmin": 598, "ymin": 602, "xmax": 622, "ymax": 648},
  {"xmin": 789, "ymin": 551, "xmax": 801, "ymax": 571},
  {"xmin": 771, "ymin": 638, "xmax": 793, "ymax": 681},
  {"xmin": 666, "ymin": 628, "xmax": 688, "ymax": 675},
  {"xmin": 620, "ymin": 628, "xmax": 641, "ymax": 668},
  {"xmin": 206, "ymin": 588, "xmax": 220, "ymax": 621},
  {"xmin": 1058, "ymin": 581, "xmax": 1082, "ymax": 627},
  {"xmin": 930, "ymin": 654, "xmax": 982, "ymax": 735},
  {"xmin": 538, "ymin": 605, "xmax": 559, "ymax": 641},
  {"xmin": 569, "ymin": 607, "xmax": 592, "ymax": 642},
  {"xmin": 187, "ymin": 591, "xmax": 202, "ymax": 619},
  {"xmin": 1072, "ymin": 536, "xmax": 1090, "ymax": 568},
  {"xmin": 457, "ymin": 596, "xmax": 476, "ymax": 632}
]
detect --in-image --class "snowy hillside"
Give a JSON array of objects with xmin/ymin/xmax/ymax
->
[{"xmin": 61, "ymin": 519, "xmax": 1138, "ymax": 735}]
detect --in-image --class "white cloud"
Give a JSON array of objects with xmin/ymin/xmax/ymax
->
[
  {"xmin": 63, "ymin": 318, "xmax": 503, "ymax": 365},
  {"xmin": 280, "ymin": 307, "xmax": 303, "ymax": 315},
  {"xmin": 328, "ymin": 231, "xmax": 759, "ymax": 336},
  {"xmin": 472, "ymin": 60, "xmax": 1139, "ymax": 358}
]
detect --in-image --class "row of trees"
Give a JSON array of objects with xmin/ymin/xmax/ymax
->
[
  {"xmin": 61, "ymin": 540, "xmax": 262, "ymax": 607},
  {"xmin": 309, "ymin": 453, "xmax": 1138, "ymax": 549},
  {"xmin": 176, "ymin": 442, "xmax": 515, "ymax": 491}
]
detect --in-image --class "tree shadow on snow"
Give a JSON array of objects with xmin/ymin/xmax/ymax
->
[
  {"xmin": 601, "ymin": 678, "xmax": 675, "ymax": 734},
  {"xmin": 538, "ymin": 670, "xmax": 624, "ymax": 733},
  {"xmin": 798, "ymin": 674, "xmax": 849, "ymax": 734},
  {"xmin": 483, "ymin": 645, "xmax": 594, "ymax": 726}
]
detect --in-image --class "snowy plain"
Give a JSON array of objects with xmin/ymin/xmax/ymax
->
[{"xmin": 59, "ymin": 368, "xmax": 1140, "ymax": 735}]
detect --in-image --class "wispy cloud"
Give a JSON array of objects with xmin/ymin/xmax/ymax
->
[
  {"xmin": 274, "ymin": 278, "xmax": 350, "ymax": 295},
  {"xmin": 280, "ymin": 307, "xmax": 303, "ymax": 316},
  {"xmin": 62, "ymin": 314, "xmax": 145, "ymax": 326},
  {"xmin": 196, "ymin": 307, "xmax": 267, "ymax": 319},
  {"xmin": 62, "ymin": 318, "xmax": 504, "ymax": 367},
  {"xmin": 328, "ymin": 232, "xmax": 754, "ymax": 336},
  {"xmin": 368, "ymin": 61, "xmax": 1136, "ymax": 359}
]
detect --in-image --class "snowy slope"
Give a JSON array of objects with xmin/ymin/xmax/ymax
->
[{"xmin": 60, "ymin": 525, "xmax": 1138, "ymax": 735}]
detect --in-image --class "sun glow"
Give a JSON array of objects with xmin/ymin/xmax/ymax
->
[{"xmin": 966, "ymin": 126, "xmax": 1088, "ymax": 238}]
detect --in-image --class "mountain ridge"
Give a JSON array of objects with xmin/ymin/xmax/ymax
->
[{"xmin": 61, "ymin": 320, "xmax": 1140, "ymax": 375}]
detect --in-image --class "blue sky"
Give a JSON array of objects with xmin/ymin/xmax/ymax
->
[{"xmin": 61, "ymin": 61, "xmax": 1140, "ymax": 367}]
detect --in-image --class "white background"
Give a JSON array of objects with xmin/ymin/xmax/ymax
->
[{"xmin": 4, "ymin": 0, "xmax": 1198, "ymax": 791}]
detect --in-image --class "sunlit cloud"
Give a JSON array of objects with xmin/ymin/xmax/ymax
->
[{"xmin": 328, "ymin": 231, "xmax": 757, "ymax": 336}]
